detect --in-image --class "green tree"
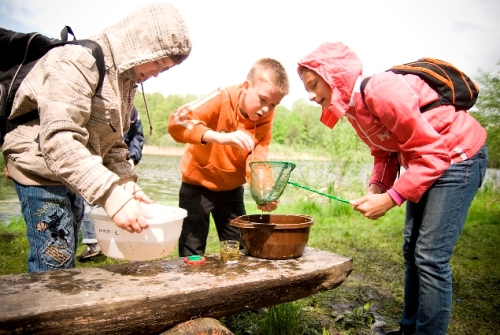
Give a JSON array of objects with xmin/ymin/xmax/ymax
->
[
  {"xmin": 285, "ymin": 112, "xmax": 305, "ymax": 147},
  {"xmin": 134, "ymin": 92, "xmax": 197, "ymax": 147},
  {"xmin": 272, "ymin": 106, "xmax": 290, "ymax": 145},
  {"xmin": 472, "ymin": 61, "xmax": 500, "ymax": 168}
]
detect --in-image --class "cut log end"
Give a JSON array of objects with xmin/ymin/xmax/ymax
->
[{"xmin": 161, "ymin": 317, "xmax": 233, "ymax": 335}]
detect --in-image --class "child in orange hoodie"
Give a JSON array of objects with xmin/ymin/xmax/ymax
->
[{"xmin": 168, "ymin": 58, "xmax": 290, "ymax": 256}]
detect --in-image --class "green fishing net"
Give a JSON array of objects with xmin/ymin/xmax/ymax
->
[
  {"xmin": 249, "ymin": 161, "xmax": 296, "ymax": 206},
  {"xmin": 249, "ymin": 161, "xmax": 350, "ymax": 205}
]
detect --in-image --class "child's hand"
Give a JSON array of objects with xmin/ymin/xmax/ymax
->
[
  {"xmin": 257, "ymin": 199, "xmax": 279, "ymax": 212},
  {"xmin": 3, "ymin": 167, "xmax": 11, "ymax": 179},
  {"xmin": 350, "ymin": 193, "xmax": 396, "ymax": 220},
  {"xmin": 203, "ymin": 129, "xmax": 254, "ymax": 151},
  {"xmin": 133, "ymin": 189, "xmax": 154, "ymax": 204},
  {"xmin": 112, "ymin": 199, "xmax": 150, "ymax": 233}
]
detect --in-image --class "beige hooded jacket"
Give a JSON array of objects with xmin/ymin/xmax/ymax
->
[{"xmin": 2, "ymin": 2, "xmax": 191, "ymax": 217}]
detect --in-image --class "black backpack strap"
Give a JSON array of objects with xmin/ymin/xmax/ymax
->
[
  {"xmin": 68, "ymin": 40, "xmax": 105, "ymax": 92},
  {"xmin": 387, "ymin": 68, "xmax": 443, "ymax": 113},
  {"xmin": 360, "ymin": 76, "xmax": 371, "ymax": 106},
  {"xmin": 50, "ymin": 39, "xmax": 105, "ymax": 92},
  {"xmin": 361, "ymin": 73, "xmax": 439, "ymax": 113},
  {"xmin": 7, "ymin": 40, "xmax": 105, "ymax": 127}
]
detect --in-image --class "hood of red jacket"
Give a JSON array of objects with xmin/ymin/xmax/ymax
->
[{"xmin": 298, "ymin": 42, "xmax": 363, "ymax": 128}]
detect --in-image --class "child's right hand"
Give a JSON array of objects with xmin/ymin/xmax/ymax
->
[
  {"xmin": 257, "ymin": 199, "xmax": 279, "ymax": 212},
  {"xmin": 112, "ymin": 199, "xmax": 150, "ymax": 233}
]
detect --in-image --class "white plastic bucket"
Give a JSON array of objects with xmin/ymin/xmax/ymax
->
[{"xmin": 90, "ymin": 204, "xmax": 187, "ymax": 261}]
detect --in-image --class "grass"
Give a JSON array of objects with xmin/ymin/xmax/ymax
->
[{"xmin": 0, "ymin": 185, "xmax": 499, "ymax": 334}]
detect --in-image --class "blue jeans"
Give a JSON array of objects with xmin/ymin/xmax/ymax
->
[
  {"xmin": 399, "ymin": 144, "xmax": 488, "ymax": 335},
  {"xmin": 14, "ymin": 182, "xmax": 84, "ymax": 272},
  {"xmin": 80, "ymin": 201, "xmax": 98, "ymax": 245}
]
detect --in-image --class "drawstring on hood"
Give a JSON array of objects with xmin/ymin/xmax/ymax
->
[
  {"xmin": 140, "ymin": 82, "xmax": 153, "ymax": 136},
  {"xmin": 298, "ymin": 42, "xmax": 363, "ymax": 128}
]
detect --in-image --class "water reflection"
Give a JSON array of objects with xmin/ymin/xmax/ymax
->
[
  {"xmin": 1, "ymin": 154, "xmax": 346, "ymax": 223},
  {"xmin": 0, "ymin": 155, "xmax": 185, "ymax": 224},
  {"xmin": 134, "ymin": 155, "xmax": 182, "ymax": 204}
]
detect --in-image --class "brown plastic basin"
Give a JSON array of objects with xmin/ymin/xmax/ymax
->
[{"xmin": 229, "ymin": 214, "xmax": 314, "ymax": 260}]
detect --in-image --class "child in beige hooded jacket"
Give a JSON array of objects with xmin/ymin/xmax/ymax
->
[{"xmin": 2, "ymin": 2, "xmax": 191, "ymax": 272}]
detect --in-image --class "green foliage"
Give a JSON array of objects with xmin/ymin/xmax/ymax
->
[
  {"xmin": 133, "ymin": 92, "xmax": 198, "ymax": 147},
  {"xmin": 473, "ymin": 60, "xmax": 500, "ymax": 168},
  {"xmin": 333, "ymin": 302, "xmax": 374, "ymax": 329},
  {"xmin": 0, "ymin": 216, "xmax": 28, "ymax": 275},
  {"xmin": 259, "ymin": 302, "xmax": 303, "ymax": 335},
  {"xmin": 220, "ymin": 311, "xmax": 261, "ymax": 335},
  {"xmin": 271, "ymin": 106, "xmax": 292, "ymax": 145}
]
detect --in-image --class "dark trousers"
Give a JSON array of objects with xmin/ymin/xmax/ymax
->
[{"xmin": 178, "ymin": 182, "xmax": 245, "ymax": 256}]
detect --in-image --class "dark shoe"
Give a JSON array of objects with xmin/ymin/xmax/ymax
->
[
  {"xmin": 385, "ymin": 329, "xmax": 413, "ymax": 335},
  {"xmin": 77, "ymin": 243, "xmax": 102, "ymax": 262}
]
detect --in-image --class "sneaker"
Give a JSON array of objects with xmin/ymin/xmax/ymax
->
[
  {"xmin": 77, "ymin": 243, "xmax": 102, "ymax": 262},
  {"xmin": 385, "ymin": 329, "xmax": 414, "ymax": 335}
]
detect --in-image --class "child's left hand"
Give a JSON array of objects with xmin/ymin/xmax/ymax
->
[{"xmin": 257, "ymin": 199, "xmax": 279, "ymax": 212}]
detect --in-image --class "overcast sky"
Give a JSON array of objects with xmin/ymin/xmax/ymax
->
[{"xmin": 1, "ymin": 0, "xmax": 499, "ymax": 108}]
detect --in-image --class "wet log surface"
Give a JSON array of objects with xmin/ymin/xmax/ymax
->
[{"xmin": 0, "ymin": 247, "xmax": 353, "ymax": 335}]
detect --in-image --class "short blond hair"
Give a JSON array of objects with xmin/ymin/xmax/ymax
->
[{"xmin": 247, "ymin": 58, "xmax": 290, "ymax": 96}]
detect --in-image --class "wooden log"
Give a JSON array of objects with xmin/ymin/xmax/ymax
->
[
  {"xmin": 160, "ymin": 317, "xmax": 233, "ymax": 335},
  {"xmin": 0, "ymin": 247, "xmax": 352, "ymax": 335}
]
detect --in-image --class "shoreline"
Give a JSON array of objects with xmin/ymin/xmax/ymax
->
[
  {"xmin": 142, "ymin": 145, "xmax": 329, "ymax": 161},
  {"xmin": 142, "ymin": 145, "xmax": 185, "ymax": 156}
]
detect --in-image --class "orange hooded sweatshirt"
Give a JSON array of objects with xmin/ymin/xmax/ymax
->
[{"xmin": 168, "ymin": 83, "xmax": 273, "ymax": 191}]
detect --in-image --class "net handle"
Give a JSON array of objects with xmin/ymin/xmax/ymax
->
[{"xmin": 287, "ymin": 181, "xmax": 350, "ymax": 204}]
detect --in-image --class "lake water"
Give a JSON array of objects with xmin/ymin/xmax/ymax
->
[
  {"xmin": 1, "ymin": 154, "xmax": 498, "ymax": 225},
  {"xmin": 0, "ymin": 155, "xmax": 357, "ymax": 224}
]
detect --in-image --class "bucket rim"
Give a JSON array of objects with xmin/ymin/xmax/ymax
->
[
  {"xmin": 90, "ymin": 204, "xmax": 187, "ymax": 224},
  {"xmin": 229, "ymin": 214, "xmax": 314, "ymax": 229}
]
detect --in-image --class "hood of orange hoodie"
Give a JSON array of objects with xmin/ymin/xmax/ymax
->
[{"xmin": 297, "ymin": 42, "xmax": 363, "ymax": 128}]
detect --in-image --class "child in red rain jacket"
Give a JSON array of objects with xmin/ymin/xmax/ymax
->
[{"xmin": 298, "ymin": 42, "xmax": 487, "ymax": 335}]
